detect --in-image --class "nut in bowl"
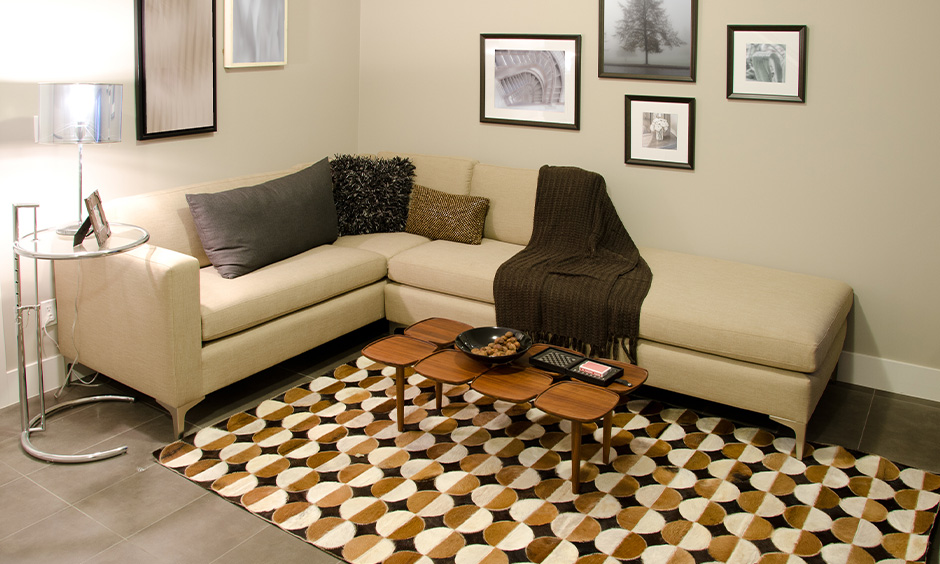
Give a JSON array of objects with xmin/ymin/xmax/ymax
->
[{"xmin": 455, "ymin": 327, "xmax": 532, "ymax": 364}]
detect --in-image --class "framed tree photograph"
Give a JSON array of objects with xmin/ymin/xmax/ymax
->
[
  {"xmin": 135, "ymin": 0, "xmax": 218, "ymax": 140},
  {"xmin": 599, "ymin": 0, "xmax": 697, "ymax": 82},
  {"xmin": 223, "ymin": 0, "xmax": 288, "ymax": 68},
  {"xmin": 625, "ymin": 95, "xmax": 695, "ymax": 169},
  {"xmin": 480, "ymin": 34, "xmax": 581, "ymax": 130},
  {"xmin": 727, "ymin": 25, "xmax": 807, "ymax": 102}
]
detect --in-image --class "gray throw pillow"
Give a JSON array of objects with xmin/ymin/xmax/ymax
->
[{"xmin": 186, "ymin": 157, "xmax": 338, "ymax": 279}]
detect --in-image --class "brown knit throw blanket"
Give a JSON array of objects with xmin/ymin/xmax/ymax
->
[{"xmin": 494, "ymin": 165, "xmax": 652, "ymax": 363}]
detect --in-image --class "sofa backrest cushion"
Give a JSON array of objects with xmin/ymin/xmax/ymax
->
[
  {"xmin": 405, "ymin": 185, "xmax": 490, "ymax": 245},
  {"xmin": 185, "ymin": 157, "xmax": 338, "ymax": 278},
  {"xmin": 469, "ymin": 164, "xmax": 537, "ymax": 246},
  {"xmin": 107, "ymin": 164, "xmax": 312, "ymax": 267},
  {"xmin": 378, "ymin": 152, "xmax": 477, "ymax": 195}
]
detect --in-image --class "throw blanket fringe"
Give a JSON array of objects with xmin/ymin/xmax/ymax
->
[{"xmin": 494, "ymin": 165, "xmax": 652, "ymax": 364}]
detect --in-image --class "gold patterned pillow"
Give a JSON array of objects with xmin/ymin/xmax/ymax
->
[{"xmin": 405, "ymin": 185, "xmax": 490, "ymax": 245}]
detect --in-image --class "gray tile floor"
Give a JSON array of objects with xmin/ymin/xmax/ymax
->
[{"xmin": 1, "ymin": 323, "xmax": 937, "ymax": 563}]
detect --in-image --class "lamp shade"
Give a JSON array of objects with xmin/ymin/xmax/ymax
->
[{"xmin": 38, "ymin": 83, "xmax": 123, "ymax": 144}]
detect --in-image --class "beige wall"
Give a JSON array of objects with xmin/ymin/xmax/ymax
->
[
  {"xmin": 0, "ymin": 0, "xmax": 361, "ymax": 405},
  {"xmin": 358, "ymin": 0, "xmax": 940, "ymax": 384},
  {"xmin": 1, "ymin": 0, "xmax": 937, "ymax": 407}
]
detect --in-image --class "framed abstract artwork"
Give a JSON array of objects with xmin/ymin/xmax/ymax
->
[
  {"xmin": 727, "ymin": 25, "xmax": 807, "ymax": 102},
  {"xmin": 625, "ymin": 94, "xmax": 695, "ymax": 169},
  {"xmin": 135, "ymin": 0, "xmax": 218, "ymax": 140},
  {"xmin": 599, "ymin": 0, "xmax": 698, "ymax": 82},
  {"xmin": 223, "ymin": 0, "xmax": 288, "ymax": 68},
  {"xmin": 480, "ymin": 34, "xmax": 581, "ymax": 130}
]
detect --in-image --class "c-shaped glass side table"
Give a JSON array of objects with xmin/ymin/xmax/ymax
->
[{"xmin": 12, "ymin": 204, "xmax": 150, "ymax": 463}]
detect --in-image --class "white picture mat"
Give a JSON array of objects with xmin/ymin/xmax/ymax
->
[
  {"xmin": 629, "ymin": 100, "xmax": 690, "ymax": 164},
  {"xmin": 731, "ymin": 30, "xmax": 801, "ymax": 97},
  {"xmin": 483, "ymin": 37, "xmax": 578, "ymax": 126},
  {"xmin": 224, "ymin": 0, "xmax": 288, "ymax": 68}
]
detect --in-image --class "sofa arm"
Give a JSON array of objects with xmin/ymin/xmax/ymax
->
[{"xmin": 53, "ymin": 244, "xmax": 203, "ymax": 414}]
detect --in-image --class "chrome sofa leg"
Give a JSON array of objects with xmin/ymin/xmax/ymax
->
[
  {"xmin": 157, "ymin": 397, "xmax": 205, "ymax": 438},
  {"xmin": 770, "ymin": 415, "xmax": 807, "ymax": 459}
]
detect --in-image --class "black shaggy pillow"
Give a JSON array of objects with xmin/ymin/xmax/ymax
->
[{"xmin": 330, "ymin": 154, "xmax": 416, "ymax": 236}]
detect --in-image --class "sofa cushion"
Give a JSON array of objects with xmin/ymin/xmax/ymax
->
[
  {"xmin": 186, "ymin": 158, "xmax": 337, "ymax": 279},
  {"xmin": 199, "ymin": 245, "xmax": 387, "ymax": 341},
  {"xmin": 638, "ymin": 246, "xmax": 854, "ymax": 373},
  {"xmin": 330, "ymin": 154, "xmax": 415, "ymax": 236},
  {"xmin": 405, "ymin": 185, "xmax": 490, "ymax": 245},
  {"xmin": 332, "ymin": 232, "xmax": 430, "ymax": 260},
  {"xmin": 378, "ymin": 152, "xmax": 477, "ymax": 195},
  {"xmin": 107, "ymin": 164, "xmax": 312, "ymax": 268},
  {"xmin": 388, "ymin": 238, "xmax": 522, "ymax": 303},
  {"xmin": 468, "ymin": 164, "xmax": 538, "ymax": 246}
]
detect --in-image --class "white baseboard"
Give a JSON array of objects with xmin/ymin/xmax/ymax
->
[
  {"xmin": 1, "ymin": 354, "xmax": 66, "ymax": 411},
  {"xmin": 836, "ymin": 351, "xmax": 940, "ymax": 403}
]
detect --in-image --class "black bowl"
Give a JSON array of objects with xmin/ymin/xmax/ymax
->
[{"xmin": 455, "ymin": 326, "xmax": 532, "ymax": 364}]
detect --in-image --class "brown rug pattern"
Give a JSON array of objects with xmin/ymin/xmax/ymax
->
[{"xmin": 156, "ymin": 357, "xmax": 939, "ymax": 563}]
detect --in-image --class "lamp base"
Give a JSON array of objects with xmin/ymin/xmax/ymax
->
[{"xmin": 55, "ymin": 222, "xmax": 82, "ymax": 237}]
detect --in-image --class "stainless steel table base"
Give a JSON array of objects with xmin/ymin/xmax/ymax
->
[
  {"xmin": 21, "ymin": 395, "xmax": 135, "ymax": 463},
  {"xmin": 12, "ymin": 204, "xmax": 150, "ymax": 464}
]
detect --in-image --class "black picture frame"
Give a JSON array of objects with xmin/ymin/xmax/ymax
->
[
  {"xmin": 135, "ymin": 0, "xmax": 218, "ymax": 140},
  {"xmin": 480, "ymin": 34, "xmax": 581, "ymax": 130},
  {"xmin": 625, "ymin": 94, "xmax": 695, "ymax": 170},
  {"xmin": 727, "ymin": 25, "xmax": 807, "ymax": 103},
  {"xmin": 599, "ymin": 0, "xmax": 698, "ymax": 82},
  {"xmin": 84, "ymin": 190, "xmax": 111, "ymax": 246}
]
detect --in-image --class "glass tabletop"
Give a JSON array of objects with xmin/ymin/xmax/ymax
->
[{"xmin": 14, "ymin": 223, "xmax": 150, "ymax": 260}]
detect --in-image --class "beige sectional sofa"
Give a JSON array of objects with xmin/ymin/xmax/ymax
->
[{"xmin": 53, "ymin": 152, "xmax": 853, "ymax": 458}]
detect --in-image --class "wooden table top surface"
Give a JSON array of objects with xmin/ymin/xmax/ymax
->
[{"xmin": 361, "ymin": 334, "xmax": 437, "ymax": 367}]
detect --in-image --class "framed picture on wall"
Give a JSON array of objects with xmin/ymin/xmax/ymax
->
[
  {"xmin": 599, "ymin": 0, "xmax": 698, "ymax": 82},
  {"xmin": 727, "ymin": 25, "xmax": 807, "ymax": 102},
  {"xmin": 625, "ymin": 94, "xmax": 695, "ymax": 169},
  {"xmin": 480, "ymin": 34, "xmax": 581, "ymax": 130},
  {"xmin": 223, "ymin": 0, "xmax": 288, "ymax": 68},
  {"xmin": 135, "ymin": 0, "xmax": 218, "ymax": 140}
]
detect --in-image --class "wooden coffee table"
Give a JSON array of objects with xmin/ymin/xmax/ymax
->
[
  {"xmin": 413, "ymin": 349, "xmax": 490, "ymax": 411},
  {"xmin": 534, "ymin": 381, "xmax": 621, "ymax": 494},
  {"xmin": 470, "ymin": 364, "xmax": 554, "ymax": 405},
  {"xmin": 361, "ymin": 334, "xmax": 437, "ymax": 431},
  {"xmin": 403, "ymin": 317, "xmax": 473, "ymax": 349}
]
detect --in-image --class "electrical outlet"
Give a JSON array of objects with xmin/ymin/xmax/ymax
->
[{"xmin": 40, "ymin": 298, "xmax": 56, "ymax": 326}]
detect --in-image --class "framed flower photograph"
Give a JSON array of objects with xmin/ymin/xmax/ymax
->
[
  {"xmin": 480, "ymin": 34, "xmax": 581, "ymax": 130},
  {"xmin": 599, "ymin": 0, "xmax": 698, "ymax": 82},
  {"xmin": 625, "ymin": 95, "xmax": 695, "ymax": 169},
  {"xmin": 727, "ymin": 25, "xmax": 807, "ymax": 102}
]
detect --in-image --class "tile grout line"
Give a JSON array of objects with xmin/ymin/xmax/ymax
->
[{"xmin": 855, "ymin": 389, "xmax": 876, "ymax": 451}]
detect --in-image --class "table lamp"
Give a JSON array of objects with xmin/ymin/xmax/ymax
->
[{"xmin": 38, "ymin": 83, "xmax": 122, "ymax": 235}]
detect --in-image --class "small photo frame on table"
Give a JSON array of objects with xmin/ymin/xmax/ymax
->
[
  {"xmin": 727, "ymin": 25, "xmax": 807, "ymax": 102},
  {"xmin": 625, "ymin": 95, "xmax": 695, "ymax": 170},
  {"xmin": 480, "ymin": 34, "xmax": 581, "ymax": 130},
  {"xmin": 85, "ymin": 191, "xmax": 111, "ymax": 246},
  {"xmin": 223, "ymin": 0, "xmax": 288, "ymax": 68}
]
